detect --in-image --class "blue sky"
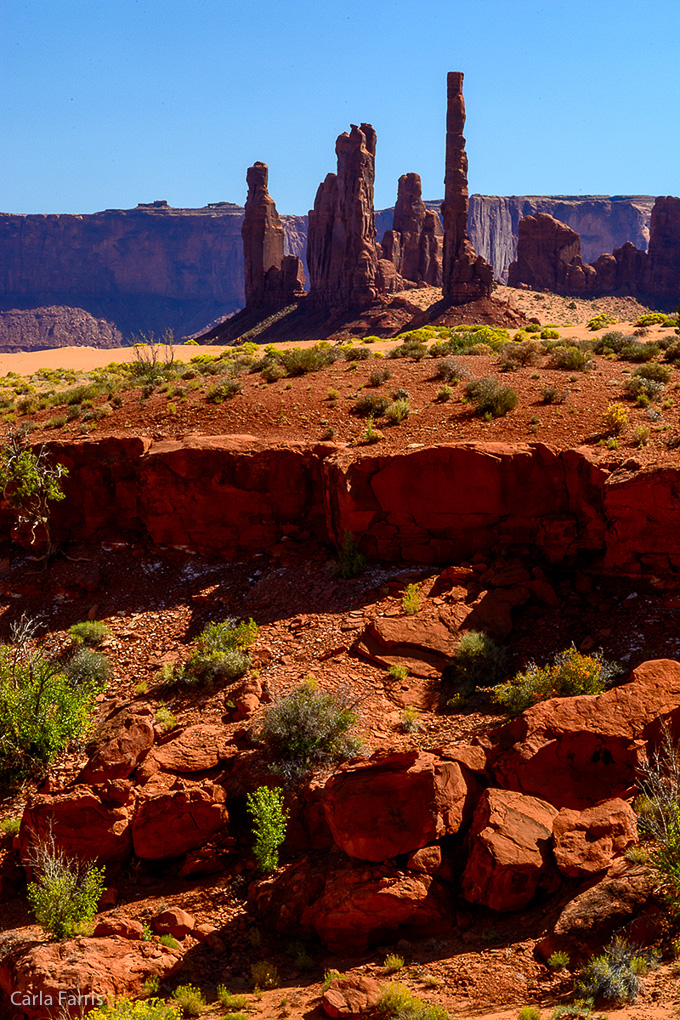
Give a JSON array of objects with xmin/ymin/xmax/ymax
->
[{"xmin": 1, "ymin": 0, "xmax": 678, "ymax": 216}]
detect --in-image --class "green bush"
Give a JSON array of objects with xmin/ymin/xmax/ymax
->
[
  {"xmin": 246, "ymin": 785, "xmax": 288, "ymax": 872},
  {"xmin": 385, "ymin": 398, "xmax": 410, "ymax": 424},
  {"xmin": 353, "ymin": 393, "xmax": 390, "ymax": 418},
  {"xmin": 464, "ymin": 377, "xmax": 518, "ymax": 417},
  {"xmin": 492, "ymin": 646, "xmax": 620, "ymax": 716},
  {"xmin": 436, "ymin": 358, "xmax": 464, "ymax": 383},
  {"xmin": 279, "ymin": 345, "xmax": 336, "ymax": 376},
  {"xmin": 369, "ymin": 368, "xmax": 391, "ymax": 387},
  {"xmin": 336, "ymin": 532, "xmax": 365, "ymax": 579},
  {"xmin": 66, "ymin": 647, "xmax": 112, "ymax": 689},
  {"xmin": 0, "ymin": 816, "xmax": 21, "ymax": 837},
  {"xmin": 635, "ymin": 725, "xmax": 680, "ymax": 910},
  {"xmin": 498, "ymin": 340, "xmax": 542, "ymax": 370},
  {"xmin": 185, "ymin": 617, "xmax": 257, "ymax": 683},
  {"xmin": 601, "ymin": 402, "xmax": 628, "ymax": 436},
  {"xmin": 442, "ymin": 631, "xmax": 507, "ymax": 699},
  {"xmin": 376, "ymin": 982, "xmax": 449, "ymax": 1020},
  {"xmin": 576, "ymin": 937, "xmax": 658, "ymax": 1003},
  {"xmin": 586, "ymin": 313, "xmax": 617, "ymax": 331},
  {"xmin": 619, "ymin": 341, "xmax": 659, "ymax": 363},
  {"xmin": 256, "ymin": 678, "xmax": 360, "ymax": 782},
  {"xmin": 0, "ymin": 643, "xmax": 105, "ymax": 785},
  {"xmin": 402, "ymin": 583, "xmax": 420, "ymax": 615},
  {"xmin": 171, "ymin": 984, "xmax": 206, "ymax": 1017},
  {"xmin": 87, "ymin": 1000, "xmax": 181, "ymax": 1020},
  {"xmin": 250, "ymin": 960, "xmax": 280, "ymax": 989},
  {"xmin": 26, "ymin": 836, "xmax": 105, "ymax": 940},
  {"xmin": 623, "ymin": 375, "xmax": 665, "ymax": 402},
  {"xmin": 206, "ymin": 378, "xmax": 242, "ymax": 402},
  {"xmin": 549, "ymin": 346, "xmax": 590, "ymax": 371},
  {"xmin": 68, "ymin": 620, "xmax": 111, "ymax": 647},
  {"xmin": 0, "ymin": 427, "xmax": 68, "ymax": 550},
  {"xmin": 635, "ymin": 312, "xmax": 668, "ymax": 326},
  {"xmin": 216, "ymin": 987, "xmax": 249, "ymax": 1011},
  {"xmin": 159, "ymin": 933, "xmax": 180, "ymax": 949}
]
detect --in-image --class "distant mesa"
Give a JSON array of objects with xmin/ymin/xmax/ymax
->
[{"xmin": 0, "ymin": 305, "xmax": 123, "ymax": 354}]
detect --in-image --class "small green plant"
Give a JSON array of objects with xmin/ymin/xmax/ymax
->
[
  {"xmin": 388, "ymin": 663, "xmax": 409, "ymax": 681},
  {"xmin": 420, "ymin": 975, "xmax": 440, "ymax": 988},
  {"xmin": 159, "ymin": 933, "xmax": 180, "ymax": 950},
  {"xmin": 68, "ymin": 620, "xmax": 111, "ymax": 647},
  {"xmin": 518, "ymin": 1009, "xmax": 541, "ymax": 1020},
  {"xmin": 246, "ymin": 785, "xmax": 289, "ymax": 873},
  {"xmin": 0, "ymin": 816, "xmax": 21, "ymax": 837},
  {"xmin": 464, "ymin": 377, "xmax": 518, "ymax": 418},
  {"xmin": 385, "ymin": 398, "xmax": 411, "ymax": 424},
  {"xmin": 322, "ymin": 970, "xmax": 348, "ymax": 992},
  {"xmin": 336, "ymin": 531, "xmax": 365, "ymax": 579},
  {"xmin": 402, "ymin": 583, "xmax": 420, "ymax": 615},
  {"xmin": 256, "ymin": 678, "xmax": 360, "ymax": 782},
  {"xmin": 576, "ymin": 937, "xmax": 658, "ymax": 1003},
  {"xmin": 548, "ymin": 950, "xmax": 570, "ymax": 970},
  {"xmin": 633, "ymin": 426, "xmax": 650, "ymax": 447},
  {"xmin": 549, "ymin": 346, "xmax": 590, "ymax": 371},
  {"xmin": 171, "ymin": 984, "xmax": 206, "ymax": 1016},
  {"xmin": 216, "ymin": 987, "xmax": 249, "ymax": 1011},
  {"xmin": 492, "ymin": 646, "xmax": 620, "ymax": 716},
  {"xmin": 541, "ymin": 386, "xmax": 569, "ymax": 404},
  {"xmin": 25, "ymin": 834, "xmax": 105, "ymax": 940},
  {"xmin": 443, "ymin": 630, "xmax": 507, "ymax": 698},
  {"xmin": 155, "ymin": 705, "xmax": 177, "ymax": 733},
  {"xmin": 436, "ymin": 385, "xmax": 454, "ymax": 402},
  {"xmin": 401, "ymin": 706, "xmax": 422, "ymax": 733},
  {"xmin": 141, "ymin": 920, "xmax": 154, "ymax": 941},
  {"xmin": 206, "ymin": 378, "xmax": 242, "ymax": 402},
  {"xmin": 369, "ymin": 368, "xmax": 391, "ymax": 387},
  {"xmin": 250, "ymin": 960, "xmax": 280, "ymax": 990},
  {"xmin": 601, "ymin": 402, "xmax": 628, "ymax": 436},
  {"xmin": 0, "ymin": 426, "xmax": 68, "ymax": 551},
  {"xmin": 376, "ymin": 982, "xmax": 448, "ymax": 1020},
  {"xmin": 183, "ymin": 617, "xmax": 258, "ymax": 684},
  {"xmin": 88, "ymin": 999, "xmax": 181, "ymax": 1020},
  {"xmin": 353, "ymin": 393, "xmax": 390, "ymax": 418},
  {"xmin": 327, "ymin": 388, "xmax": 341, "ymax": 401},
  {"xmin": 66, "ymin": 647, "xmax": 111, "ymax": 689},
  {"xmin": 383, "ymin": 953, "xmax": 405, "ymax": 974},
  {"xmin": 142, "ymin": 974, "xmax": 160, "ymax": 995},
  {"xmin": 361, "ymin": 416, "xmax": 384, "ymax": 444}
]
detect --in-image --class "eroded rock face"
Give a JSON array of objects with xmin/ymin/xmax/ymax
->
[
  {"xmin": 242, "ymin": 162, "xmax": 305, "ymax": 309},
  {"xmin": 0, "ymin": 305, "xmax": 124, "ymax": 353},
  {"xmin": 0, "ymin": 937, "xmax": 180, "ymax": 1020},
  {"xmin": 254, "ymin": 856, "xmax": 452, "ymax": 951},
  {"xmin": 322, "ymin": 751, "xmax": 474, "ymax": 861},
  {"xmin": 508, "ymin": 214, "xmax": 581, "ymax": 291},
  {"xmin": 646, "ymin": 195, "xmax": 680, "ymax": 303},
  {"xmin": 322, "ymin": 976, "xmax": 382, "ymax": 1018},
  {"xmin": 20, "ymin": 786, "xmax": 133, "ymax": 865},
  {"xmin": 552, "ymin": 799, "xmax": 638, "ymax": 877},
  {"xmin": 461, "ymin": 788, "xmax": 558, "ymax": 912},
  {"xmin": 308, "ymin": 124, "xmax": 400, "ymax": 311},
  {"xmin": 441, "ymin": 72, "xmax": 493, "ymax": 304},
  {"xmin": 79, "ymin": 711, "xmax": 154, "ymax": 784},
  {"xmin": 493, "ymin": 659, "xmax": 680, "ymax": 808},
  {"xmin": 131, "ymin": 783, "xmax": 228, "ymax": 859},
  {"xmin": 384, "ymin": 173, "xmax": 443, "ymax": 286}
]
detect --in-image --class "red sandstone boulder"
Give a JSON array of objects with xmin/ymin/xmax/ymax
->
[
  {"xmin": 323, "ymin": 751, "xmax": 474, "ymax": 861},
  {"xmin": 92, "ymin": 916, "xmax": 145, "ymax": 940},
  {"xmin": 461, "ymin": 788, "xmax": 558, "ymax": 912},
  {"xmin": 322, "ymin": 976, "xmax": 382, "ymax": 1018},
  {"xmin": 153, "ymin": 907, "xmax": 195, "ymax": 938},
  {"xmin": 234, "ymin": 677, "xmax": 263, "ymax": 720},
  {"xmin": 20, "ymin": 786, "xmax": 133, "ymax": 866},
  {"xmin": 552, "ymin": 798, "xmax": 637, "ymax": 877},
  {"xmin": 493, "ymin": 659, "xmax": 680, "ymax": 809},
  {"xmin": 139, "ymin": 724, "xmax": 234, "ymax": 775},
  {"xmin": 131, "ymin": 783, "xmax": 227, "ymax": 859},
  {"xmin": 407, "ymin": 846, "xmax": 442, "ymax": 874},
  {"xmin": 0, "ymin": 937, "xmax": 181, "ymax": 1019},
  {"xmin": 355, "ymin": 614, "xmax": 459, "ymax": 678},
  {"xmin": 254, "ymin": 856, "xmax": 452, "ymax": 951},
  {"xmin": 80, "ymin": 712, "xmax": 154, "ymax": 784}
]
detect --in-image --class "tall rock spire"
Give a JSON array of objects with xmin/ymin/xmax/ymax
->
[
  {"xmin": 441, "ymin": 72, "xmax": 493, "ymax": 304},
  {"xmin": 383, "ymin": 172, "xmax": 443, "ymax": 286},
  {"xmin": 241, "ymin": 162, "xmax": 304, "ymax": 309}
]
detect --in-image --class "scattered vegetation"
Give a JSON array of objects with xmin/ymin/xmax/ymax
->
[
  {"xmin": 635, "ymin": 724, "xmax": 680, "ymax": 911},
  {"xmin": 256, "ymin": 678, "xmax": 361, "ymax": 782},
  {"xmin": 246, "ymin": 785, "xmax": 289, "ymax": 873},
  {"xmin": 548, "ymin": 345, "xmax": 590, "ymax": 372},
  {"xmin": 250, "ymin": 960, "xmax": 280, "ymax": 990},
  {"xmin": 586, "ymin": 313, "xmax": 617, "ymax": 331},
  {"xmin": 216, "ymin": 988, "xmax": 250, "ymax": 1011},
  {"xmin": 388, "ymin": 664, "xmax": 409, "ymax": 681},
  {"xmin": 401, "ymin": 705, "xmax": 423, "ymax": 733},
  {"xmin": 87, "ymin": 1000, "xmax": 181, "ymax": 1020},
  {"xmin": 383, "ymin": 953, "xmax": 405, "ymax": 974},
  {"xmin": 492, "ymin": 646, "xmax": 621, "ymax": 715},
  {"xmin": 548, "ymin": 950, "xmax": 570, "ymax": 970},
  {"xmin": 464, "ymin": 377, "xmax": 518, "ymax": 418},
  {"xmin": 171, "ymin": 984, "xmax": 206, "ymax": 1017},
  {"xmin": 385, "ymin": 397, "xmax": 411, "ymax": 424},
  {"xmin": 576, "ymin": 937, "xmax": 658, "ymax": 1003},
  {"xmin": 376, "ymin": 982, "xmax": 448, "ymax": 1020},
  {"xmin": 159, "ymin": 934, "xmax": 180, "ymax": 950},
  {"xmin": 601, "ymin": 402, "xmax": 628, "ymax": 436},
  {"xmin": 0, "ymin": 816, "xmax": 21, "ymax": 837},
  {"xmin": 336, "ymin": 532, "xmax": 365, "ymax": 579},
  {"xmin": 68, "ymin": 620, "xmax": 111, "ymax": 647},
  {"xmin": 183, "ymin": 617, "xmax": 258, "ymax": 684}
]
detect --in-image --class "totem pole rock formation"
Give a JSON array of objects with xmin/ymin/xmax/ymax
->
[
  {"xmin": 441, "ymin": 72, "xmax": 493, "ymax": 304},
  {"xmin": 307, "ymin": 124, "xmax": 401, "ymax": 312},
  {"xmin": 382, "ymin": 173, "xmax": 443, "ymax": 286},
  {"xmin": 241, "ymin": 162, "xmax": 305, "ymax": 309}
]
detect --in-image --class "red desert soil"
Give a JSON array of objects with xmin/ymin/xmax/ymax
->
[{"xmin": 1, "ymin": 289, "xmax": 679, "ymax": 1020}]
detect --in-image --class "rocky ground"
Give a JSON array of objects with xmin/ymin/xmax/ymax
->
[{"xmin": 0, "ymin": 290, "xmax": 680, "ymax": 1020}]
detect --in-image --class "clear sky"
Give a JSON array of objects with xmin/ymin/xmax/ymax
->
[{"xmin": 1, "ymin": 0, "xmax": 678, "ymax": 216}]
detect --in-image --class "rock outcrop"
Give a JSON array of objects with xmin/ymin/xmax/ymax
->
[
  {"xmin": 0, "ymin": 305, "xmax": 123, "ymax": 353},
  {"xmin": 440, "ymin": 72, "xmax": 493, "ymax": 304},
  {"xmin": 646, "ymin": 195, "xmax": 680, "ymax": 303},
  {"xmin": 242, "ymin": 162, "xmax": 305, "ymax": 309},
  {"xmin": 307, "ymin": 123, "xmax": 401, "ymax": 311},
  {"xmin": 382, "ymin": 173, "xmax": 443, "ymax": 286},
  {"xmin": 507, "ymin": 214, "xmax": 581, "ymax": 291}
]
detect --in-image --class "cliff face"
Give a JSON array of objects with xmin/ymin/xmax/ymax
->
[
  {"xmin": 468, "ymin": 195, "xmax": 654, "ymax": 282},
  {"xmin": 0, "ymin": 306, "xmax": 123, "ymax": 353}
]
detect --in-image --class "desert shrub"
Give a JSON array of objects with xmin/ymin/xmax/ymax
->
[
  {"xmin": 159, "ymin": 933, "xmax": 180, "ymax": 949},
  {"xmin": 436, "ymin": 385, "xmax": 454, "ymax": 402},
  {"xmin": 87, "ymin": 1000, "xmax": 181, "ymax": 1020},
  {"xmin": 498, "ymin": 340, "xmax": 542, "ymax": 370},
  {"xmin": 633, "ymin": 425, "xmax": 650, "ymax": 447},
  {"xmin": 586, "ymin": 313, "xmax": 617, "ymax": 331},
  {"xmin": 401, "ymin": 706, "xmax": 422, "ymax": 733},
  {"xmin": 369, "ymin": 368, "xmax": 391, "ymax": 387},
  {"xmin": 492, "ymin": 646, "xmax": 620, "ymax": 716},
  {"xmin": 388, "ymin": 338, "xmax": 428, "ymax": 361},
  {"xmin": 216, "ymin": 988, "xmax": 249, "ymax": 1011},
  {"xmin": 184, "ymin": 618, "xmax": 257, "ymax": 683},
  {"xmin": 327, "ymin": 387, "xmax": 341, "ymax": 401},
  {"xmin": 0, "ymin": 816, "xmax": 21, "ymax": 837},
  {"xmin": 623, "ymin": 375, "xmax": 665, "ymax": 402},
  {"xmin": 171, "ymin": 984, "xmax": 206, "ymax": 1016},
  {"xmin": 385, "ymin": 398, "xmax": 410, "ymax": 423},
  {"xmin": 246, "ymin": 785, "xmax": 288, "ymax": 873},
  {"xmin": 250, "ymin": 960, "xmax": 280, "ymax": 989},
  {"xmin": 343, "ymin": 345, "xmax": 370, "ymax": 361},
  {"xmin": 353, "ymin": 393, "xmax": 390, "ymax": 418},
  {"xmin": 601, "ymin": 402, "xmax": 628, "ymax": 435},
  {"xmin": 256, "ymin": 678, "xmax": 360, "ymax": 782},
  {"xmin": 632, "ymin": 362, "xmax": 671, "ymax": 383},
  {"xmin": 464, "ymin": 377, "xmax": 518, "ymax": 418},
  {"xmin": 402, "ymin": 583, "xmax": 420, "ymax": 615},
  {"xmin": 0, "ymin": 641, "xmax": 105, "ymax": 785},
  {"xmin": 376, "ymin": 982, "xmax": 448, "ymax": 1020},
  {"xmin": 388, "ymin": 664, "xmax": 409, "ymax": 681},
  {"xmin": 383, "ymin": 953, "xmax": 405, "ymax": 973},
  {"xmin": 517, "ymin": 1009, "xmax": 541, "ymax": 1020},
  {"xmin": 336, "ymin": 531, "xmax": 365, "ymax": 578},
  {"xmin": 442, "ymin": 630, "xmax": 507, "ymax": 698},
  {"xmin": 279, "ymin": 345, "xmax": 335, "ymax": 375},
  {"xmin": 618, "ymin": 341, "xmax": 659, "ymax": 363},
  {"xmin": 261, "ymin": 361, "xmax": 287, "ymax": 383},
  {"xmin": 549, "ymin": 346, "xmax": 590, "ymax": 371},
  {"xmin": 576, "ymin": 937, "xmax": 658, "ymax": 1003},
  {"xmin": 154, "ymin": 704, "xmax": 177, "ymax": 732},
  {"xmin": 635, "ymin": 725, "xmax": 680, "ymax": 910},
  {"xmin": 593, "ymin": 330, "xmax": 627, "ymax": 355},
  {"xmin": 436, "ymin": 358, "xmax": 464, "ymax": 383},
  {"xmin": 65, "ymin": 647, "xmax": 112, "ymax": 689},
  {"xmin": 541, "ymin": 386, "xmax": 569, "ymax": 404},
  {"xmin": 548, "ymin": 950, "xmax": 570, "ymax": 970},
  {"xmin": 68, "ymin": 620, "xmax": 111, "ymax": 647},
  {"xmin": 0, "ymin": 427, "xmax": 68, "ymax": 550},
  {"xmin": 635, "ymin": 312, "xmax": 668, "ymax": 326},
  {"xmin": 26, "ymin": 835, "xmax": 104, "ymax": 940},
  {"xmin": 540, "ymin": 328, "xmax": 561, "ymax": 340},
  {"xmin": 206, "ymin": 378, "xmax": 242, "ymax": 402}
]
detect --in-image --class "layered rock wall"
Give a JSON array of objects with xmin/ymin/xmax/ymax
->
[{"xmin": 9, "ymin": 435, "xmax": 680, "ymax": 579}]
